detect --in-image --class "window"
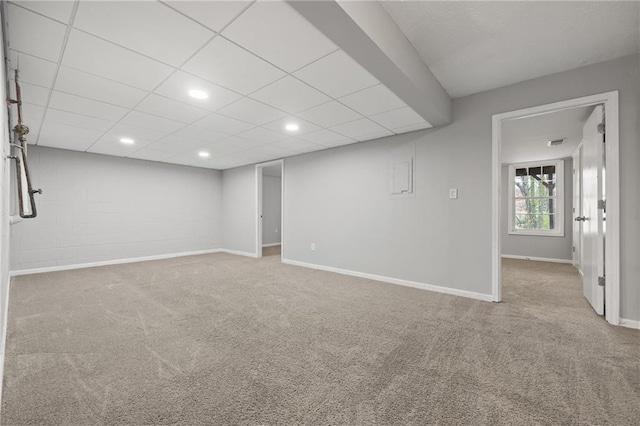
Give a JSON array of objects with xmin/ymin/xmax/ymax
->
[{"xmin": 508, "ymin": 160, "xmax": 564, "ymax": 236}]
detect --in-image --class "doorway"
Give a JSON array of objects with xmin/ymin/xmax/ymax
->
[
  {"xmin": 492, "ymin": 92, "xmax": 620, "ymax": 325},
  {"xmin": 255, "ymin": 160, "xmax": 284, "ymax": 259}
]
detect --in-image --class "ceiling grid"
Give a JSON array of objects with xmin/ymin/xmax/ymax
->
[{"xmin": 6, "ymin": 0, "xmax": 432, "ymax": 169}]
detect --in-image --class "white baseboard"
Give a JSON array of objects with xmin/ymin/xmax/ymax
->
[
  {"xmin": 620, "ymin": 318, "xmax": 640, "ymax": 330},
  {"xmin": 501, "ymin": 254, "xmax": 573, "ymax": 264},
  {"xmin": 220, "ymin": 249, "xmax": 258, "ymax": 258},
  {"xmin": 282, "ymin": 258, "xmax": 493, "ymax": 302},
  {"xmin": 262, "ymin": 243, "xmax": 281, "ymax": 248},
  {"xmin": 10, "ymin": 249, "xmax": 225, "ymax": 276}
]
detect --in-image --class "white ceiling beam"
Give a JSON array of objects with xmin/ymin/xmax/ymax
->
[{"xmin": 287, "ymin": 0, "xmax": 451, "ymax": 127}]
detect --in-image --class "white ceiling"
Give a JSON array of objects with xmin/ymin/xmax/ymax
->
[
  {"xmin": 501, "ymin": 106, "xmax": 594, "ymax": 164},
  {"xmin": 5, "ymin": 0, "xmax": 432, "ymax": 170},
  {"xmin": 381, "ymin": 1, "xmax": 640, "ymax": 98}
]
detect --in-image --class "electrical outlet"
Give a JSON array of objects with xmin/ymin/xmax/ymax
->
[
  {"xmin": 275, "ymin": 228, "xmax": 278, "ymax": 233},
  {"xmin": 449, "ymin": 188, "xmax": 458, "ymax": 199},
  {"xmin": 310, "ymin": 243, "xmax": 315, "ymax": 251}
]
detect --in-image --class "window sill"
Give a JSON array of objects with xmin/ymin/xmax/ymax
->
[{"xmin": 508, "ymin": 230, "xmax": 565, "ymax": 237}]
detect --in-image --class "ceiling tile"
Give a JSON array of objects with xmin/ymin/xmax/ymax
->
[
  {"xmin": 49, "ymin": 91, "xmax": 129, "ymax": 122},
  {"xmin": 154, "ymin": 71, "xmax": 242, "ymax": 112},
  {"xmin": 163, "ymin": 150, "xmax": 214, "ymax": 168},
  {"xmin": 108, "ymin": 123, "xmax": 170, "ymax": 143},
  {"xmin": 217, "ymin": 98, "xmax": 287, "ymax": 125},
  {"xmin": 222, "ymin": 0, "xmax": 336, "ymax": 72},
  {"xmin": 62, "ymin": 29, "xmax": 174, "ymax": 91},
  {"xmin": 20, "ymin": 103, "xmax": 46, "ymax": 125},
  {"xmin": 163, "ymin": 1, "xmax": 252, "ymax": 32},
  {"xmin": 127, "ymin": 148, "xmax": 174, "ymax": 162},
  {"xmin": 194, "ymin": 142, "xmax": 244, "ymax": 157},
  {"xmin": 10, "ymin": 82, "xmax": 49, "ymax": 106},
  {"xmin": 236, "ymin": 127, "xmax": 284, "ymax": 144},
  {"xmin": 370, "ymin": 106, "xmax": 426, "ymax": 131},
  {"xmin": 136, "ymin": 94, "xmax": 210, "ymax": 124},
  {"xmin": 263, "ymin": 116, "xmax": 320, "ymax": 136},
  {"xmin": 8, "ymin": 50, "xmax": 57, "ymax": 88},
  {"xmin": 294, "ymin": 50, "xmax": 379, "ymax": 98},
  {"xmin": 182, "ymin": 36, "xmax": 285, "ymax": 95},
  {"xmin": 45, "ymin": 109, "xmax": 114, "ymax": 132},
  {"xmin": 193, "ymin": 113, "xmax": 254, "ymax": 135},
  {"xmin": 339, "ymin": 84, "xmax": 405, "ymax": 116},
  {"xmin": 315, "ymin": 138, "xmax": 358, "ymax": 149},
  {"xmin": 37, "ymin": 122, "xmax": 103, "ymax": 151},
  {"xmin": 120, "ymin": 111, "xmax": 185, "ymax": 134},
  {"xmin": 175, "ymin": 125, "xmax": 228, "ymax": 144},
  {"xmin": 55, "ymin": 67, "xmax": 148, "ymax": 108},
  {"xmin": 330, "ymin": 118, "xmax": 393, "ymax": 141},
  {"xmin": 148, "ymin": 135, "xmax": 205, "ymax": 154},
  {"xmin": 244, "ymin": 144, "xmax": 297, "ymax": 162},
  {"xmin": 393, "ymin": 121, "xmax": 433, "ymax": 134},
  {"xmin": 250, "ymin": 76, "xmax": 330, "ymax": 114},
  {"xmin": 88, "ymin": 133, "xmax": 156, "ymax": 157},
  {"xmin": 7, "ymin": 4, "xmax": 66, "ymax": 62},
  {"xmin": 144, "ymin": 142, "xmax": 190, "ymax": 156},
  {"xmin": 74, "ymin": 1, "xmax": 213, "ymax": 67},
  {"xmin": 215, "ymin": 136, "xmax": 264, "ymax": 152},
  {"xmin": 296, "ymin": 101, "xmax": 361, "ymax": 128},
  {"xmin": 296, "ymin": 128, "xmax": 356, "ymax": 147},
  {"xmin": 9, "ymin": 0, "xmax": 75, "ymax": 23},
  {"xmin": 271, "ymin": 137, "xmax": 324, "ymax": 153}
]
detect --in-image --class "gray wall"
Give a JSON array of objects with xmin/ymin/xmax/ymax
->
[
  {"xmin": 222, "ymin": 165, "xmax": 256, "ymax": 255},
  {"xmin": 262, "ymin": 176, "xmax": 281, "ymax": 246},
  {"xmin": 282, "ymin": 54, "xmax": 639, "ymax": 320},
  {"xmin": 501, "ymin": 161, "xmax": 573, "ymax": 261},
  {"xmin": 10, "ymin": 147, "xmax": 223, "ymax": 271}
]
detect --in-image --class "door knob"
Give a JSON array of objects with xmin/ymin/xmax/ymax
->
[{"xmin": 575, "ymin": 216, "xmax": 587, "ymax": 222}]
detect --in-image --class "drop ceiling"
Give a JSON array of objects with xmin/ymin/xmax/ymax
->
[
  {"xmin": 381, "ymin": 1, "xmax": 640, "ymax": 98},
  {"xmin": 501, "ymin": 106, "xmax": 593, "ymax": 164},
  {"xmin": 4, "ymin": 0, "xmax": 432, "ymax": 170}
]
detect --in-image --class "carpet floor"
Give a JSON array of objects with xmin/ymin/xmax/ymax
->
[
  {"xmin": 262, "ymin": 245, "xmax": 281, "ymax": 257},
  {"xmin": 1, "ymin": 255, "xmax": 639, "ymax": 425}
]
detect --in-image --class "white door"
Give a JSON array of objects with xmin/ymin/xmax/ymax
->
[
  {"xmin": 580, "ymin": 104, "xmax": 605, "ymax": 315},
  {"xmin": 572, "ymin": 146, "xmax": 583, "ymax": 272}
]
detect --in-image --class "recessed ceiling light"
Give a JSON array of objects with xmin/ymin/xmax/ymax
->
[
  {"xmin": 120, "ymin": 137, "xmax": 134, "ymax": 145},
  {"xmin": 198, "ymin": 151, "xmax": 210, "ymax": 158},
  {"xmin": 285, "ymin": 123, "xmax": 299, "ymax": 132},
  {"xmin": 189, "ymin": 89, "xmax": 208, "ymax": 100}
]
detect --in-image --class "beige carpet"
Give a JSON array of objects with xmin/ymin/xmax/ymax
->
[{"xmin": 2, "ymin": 255, "xmax": 639, "ymax": 425}]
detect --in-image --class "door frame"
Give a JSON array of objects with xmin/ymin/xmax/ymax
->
[
  {"xmin": 255, "ymin": 159, "xmax": 284, "ymax": 259},
  {"xmin": 571, "ymin": 142, "xmax": 584, "ymax": 273},
  {"xmin": 491, "ymin": 91, "xmax": 620, "ymax": 325}
]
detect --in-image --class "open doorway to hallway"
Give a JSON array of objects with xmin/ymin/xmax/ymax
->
[
  {"xmin": 492, "ymin": 92, "xmax": 620, "ymax": 325},
  {"xmin": 499, "ymin": 105, "xmax": 591, "ymax": 307},
  {"xmin": 256, "ymin": 160, "xmax": 283, "ymax": 258}
]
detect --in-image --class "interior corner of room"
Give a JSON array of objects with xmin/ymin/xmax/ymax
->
[{"xmin": 0, "ymin": 0, "xmax": 639, "ymax": 423}]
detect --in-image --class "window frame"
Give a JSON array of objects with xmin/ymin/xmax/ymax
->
[{"xmin": 508, "ymin": 159, "xmax": 564, "ymax": 237}]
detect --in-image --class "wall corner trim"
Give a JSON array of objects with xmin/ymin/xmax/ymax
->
[
  {"xmin": 281, "ymin": 258, "xmax": 493, "ymax": 302},
  {"xmin": 619, "ymin": 318, "xmax": 640, "ymax": 330},
  {"xmin": 10, "ymin": 249, "xmax": 226, "ymax": 276},
  {"xmin": 501, "ymin": 255, "xmax": 574, "ymax": 264},
  {"xmin": 220, "ymin": 249, "xmax": 258, "ymax": 258}
]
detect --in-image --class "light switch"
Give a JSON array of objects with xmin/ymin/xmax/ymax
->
[{"xmin": 449, "ymin": 188, "xmax": 458, "ymax": 199}]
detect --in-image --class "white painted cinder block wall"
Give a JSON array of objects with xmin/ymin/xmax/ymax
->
[
  {"xmin": 0, "ymin": 21, "xmax": 11, "ymax": 402},
  {"xmin": 9, "ymin": 147, "xmax": 223, "ymax": 272}
]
